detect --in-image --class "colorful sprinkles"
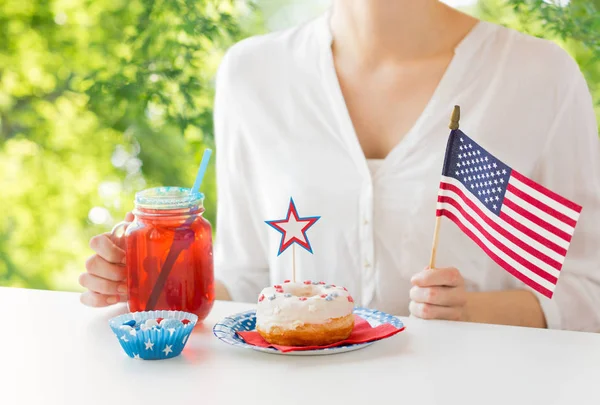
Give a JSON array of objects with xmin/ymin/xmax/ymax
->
[
  {"xmin": 259, "ymin": 282, "xmax": 354, "ymax": 305},
  {"xmin": 119, "ymin": 317, "xmax": 192, "ymax": 331}
]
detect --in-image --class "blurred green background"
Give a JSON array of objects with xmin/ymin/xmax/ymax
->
[{"xmin": 1, "ymin": 0, "xmax": 598, "ymax": 292}]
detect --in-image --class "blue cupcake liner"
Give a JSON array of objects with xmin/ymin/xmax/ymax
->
[{"xmin": 109, "ymin": 310, "xmax": 197, "ymax": 360}]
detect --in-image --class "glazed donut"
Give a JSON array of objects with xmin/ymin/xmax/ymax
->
[{"xmin": 255, "ymin": 280, "xmax": 355, "ymax": 346}]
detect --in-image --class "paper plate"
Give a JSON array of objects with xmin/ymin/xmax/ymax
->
[{"xmin": 213, "ymin": 307, "xmax": 404, "ymax": 356}]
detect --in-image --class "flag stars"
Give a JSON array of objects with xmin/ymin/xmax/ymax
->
[
  {"xmin": 493, "ymin": 163, "xmax": 498, "ymax": 168},
  {"xmin": 468, "ymin": 143, "xmax": 473, "ymax": 149},
  {"xmin": 502, "ymin": 169, "xmax": 507, "ymax": 174},
  {"xmin": 455, "ymin": 171, "xmax": 460, "ymax": 176},
  {"xmin": 499, "ymin": 178, "xmax": 505, "ymax": 184},
  {"xmin": 478, "ymin": 191, "xmax": 482, "ymax": 196},
  {"xmin": 494, "ymin": 179, "xmax": 498, "ymax": 185},
  {"xmin": 456, "ymin": 162, "xmax": 461, "ymax": 167},
  {"xmin": 496, "ymin": 170, "xmax": 501, "ymax": 176},
  {"xmin": 493, "ymin": 204, "xmax": 497, "ymax": 210},
  {"xmin": 458, "ymin": 154, "xmax": 462, "ymax": 159},
  {"xmin": 495, "ymin": 196, "xmax": 500, "ymax": 201},
  {"xmin": 497, "ymin": 187, "xmax": 502, "ymax": 193},
  {"xmin": 459, "ymin": 146, "xmax": 464, "ymax": 151},
  {"xmin": 460, "ymin": 137, "xmax": 464, "ymax": 142},
  {"xmin": 485, "ymin": 156, "xmax": 489, "ymax": 162}
]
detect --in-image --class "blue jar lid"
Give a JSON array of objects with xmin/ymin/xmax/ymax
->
[{"xmin": 134, "ymin": 187, "xmax": 204, "ymax": 210}]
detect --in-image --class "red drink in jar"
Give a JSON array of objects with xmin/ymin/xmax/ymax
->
[{"xmin": 112, "ymin": 187, "xmax": 214, "ymax": 322}]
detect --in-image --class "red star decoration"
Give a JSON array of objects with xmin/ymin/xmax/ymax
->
[{"xmin": 265, "ymin": 198, "xmax": 320, "ymax": 256}]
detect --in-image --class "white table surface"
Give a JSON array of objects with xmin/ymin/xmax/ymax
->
[{"xmin": 1, "ymin": 287, "xmax": 599, "ymax": 405}]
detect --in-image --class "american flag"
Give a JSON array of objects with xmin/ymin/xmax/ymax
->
[{"xmin": 437, "ymin": 129, "xmax": 582, "ymax": 298}]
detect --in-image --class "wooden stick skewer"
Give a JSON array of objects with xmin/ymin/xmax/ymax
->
[
  {"xmin": 292, "ymin": 244, "xmax": 296, "ymax": 283},
  {"xmin": 428, "ymin": 105, "xmax": 460, "ymax": 269}
]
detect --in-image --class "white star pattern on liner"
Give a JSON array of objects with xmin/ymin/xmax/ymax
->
[
  {"xmin": 145, "ymin": 339, "xmax": 154, "ymax": 350},
  {"xmin": 133, "ymin": 354, "xmax": 141, "ymax": 359},
  {"xmin": 163, "ymin": 345, "xmax": 173, "ymax": 355},
  {"xmin": 120, "ymin": 335, "xmax": 128, "ymax": 342}
]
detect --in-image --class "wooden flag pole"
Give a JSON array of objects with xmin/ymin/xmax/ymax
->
[
  {"xmin": 292, "ymin": 244, "xmax": 297, "ymax": 282},
  {"xmin": 428, "ymin": 105, "xmax": 460, "ymax": 269}
]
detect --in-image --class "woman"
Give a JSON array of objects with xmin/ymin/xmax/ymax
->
[{"xmin": 79, "ymin": 0, "xmax": 600, "ymax": 331}]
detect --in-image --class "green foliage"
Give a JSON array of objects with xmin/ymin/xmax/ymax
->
[{"xmin": 0, "ymin": 0, "xmax": 255, "ymax": 290}]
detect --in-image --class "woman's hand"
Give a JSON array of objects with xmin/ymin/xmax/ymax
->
[
  {"xmin": 409, "ymin": 267, "xmax": 468, "ymax": 322},
  {"xmin": 79, "ymin": 212, "xmax": 134, "ymax": 307}
]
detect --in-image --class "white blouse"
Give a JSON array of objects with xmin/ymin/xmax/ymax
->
[{"xmin": 212, "ymin": 12, "xmax": 600, "ymax": 331}]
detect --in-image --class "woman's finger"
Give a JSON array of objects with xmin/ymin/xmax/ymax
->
[
  {"xmin": 85, "ymin": 255, "xmax": 126, "ymax": 282},
  {"xmin": 89, "ymin": 233, "xmax": 126, "ymax": 264},
  {"xmin": 409, "ymin": 301, "xmax": 462, "ymax": 321},
  {"xmin": 80, "ymin": 291, "xmax": 125, "ymax": 307},
  {"xmin": 79, "ymin": 272, "xmax": 126, "ymax": 296},
  {"xmin": 409, "ymin": 285, "xmax": 467, "ymax": 307},
  {"xmin": 411, "ymin": 267, "xmax": 464, "ymax": 288}
]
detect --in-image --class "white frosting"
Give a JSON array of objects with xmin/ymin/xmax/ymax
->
[{"xmin": 255, "ymin": 281, "xmax": 355, "ymax": 332}]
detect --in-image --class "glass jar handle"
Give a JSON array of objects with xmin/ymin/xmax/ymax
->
[{"xmin": 110, "ymin": 220, "xmax": 130, "ymax": 251}]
